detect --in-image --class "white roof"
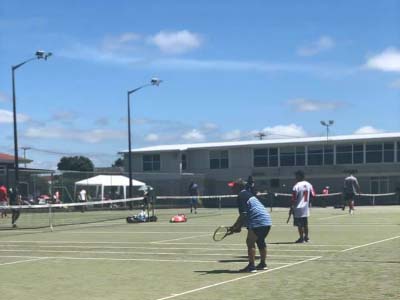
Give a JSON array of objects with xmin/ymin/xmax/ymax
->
[
  {"xmin": 75, "ymin": 175, "xmax": 145, "ymax": 187},
  {"xmin": 122, "ymin": 132, "xmax": 400, "ymax": 153}
]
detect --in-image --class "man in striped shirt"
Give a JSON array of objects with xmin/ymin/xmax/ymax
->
[
  {"xmin": 291, "ymin": 170, "xmax": 315, "ymax": 243},
  {"xmin": 229, "ymin": 178, "xmax": 272, "ymax": 273}
]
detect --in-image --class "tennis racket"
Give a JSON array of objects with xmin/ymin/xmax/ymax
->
[
  {"xmin": 213, "ymin": 226, "xmax": 233, "ymax": 242},
  {"xmin": 286, "ymin": 208, "xmax": 293, "ymax": 224}
]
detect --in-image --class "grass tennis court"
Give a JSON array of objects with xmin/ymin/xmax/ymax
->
[{"xmin": 0, "ymin": 206, "xmax": 399, "ymax": 300}]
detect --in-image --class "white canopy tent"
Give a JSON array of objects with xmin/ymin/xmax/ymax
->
[{"xmin": 74, "ymin": 175, "xmax": 146, "ymax": 200}]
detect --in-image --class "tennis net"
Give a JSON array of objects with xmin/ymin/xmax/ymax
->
[{"xmin": 0, "ymin": 197, "xmax": 145, "ymax": 230}]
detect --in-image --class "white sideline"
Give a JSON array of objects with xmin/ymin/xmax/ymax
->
[
  {"xmin": 152, "ymin": 234, "xmax": 211, "ymax": 243},
  {"xmin": 0, "ymin": 255, "xmax": 293, "ymax": 265},
  {"xmin": 0, "ymin": 257, "xmax": 48, "ymax": 266},
  {"xmin": 0, "ymin": 244, "xmax": 340, "ymax": 252},
  {"xmin": 341, "ymin": 235, "xmax": 400, "ymax": 252},
  {"xmin": 154, "ymin": 256, "xmax": 322, "ymax": 300},
  {"xmin": 0, "ymin": 249, "xmax": 317, "ymax": 258}
]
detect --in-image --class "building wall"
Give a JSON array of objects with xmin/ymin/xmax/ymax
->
[{"xmin": 125, "ymin": 137, "xmax": 400, "ymax": 197}]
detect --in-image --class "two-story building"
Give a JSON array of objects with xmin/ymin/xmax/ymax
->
[{"xmin": 122, "ymin": 132, "xmax": 400, "ymax": 197}]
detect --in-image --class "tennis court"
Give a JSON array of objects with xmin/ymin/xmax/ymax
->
[{"xmin": 0, "ymin": 206, "xmax": 399, "ymax": 300}]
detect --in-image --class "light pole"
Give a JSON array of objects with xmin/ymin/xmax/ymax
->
[
  {"xmin": 12, "ymin": 50, "xmax": 52, "ymax": 192},
  {"xmin": 127, "ymin": 78, "xmax": 162, "ymax": 199},
  {"xmin": 320, "ymin": 120, "xmax": 334, "ymax": 142}
]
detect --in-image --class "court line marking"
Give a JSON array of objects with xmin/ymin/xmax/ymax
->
[
  {"xmin": 152, "ymin": 234, "xmax": 211, "ymax": 243},
  {"xmin": 0, "ymin": 244, "xmax": 340, "ymax": 252},
  {"xmin": 0, "ymin": 257, "xmax": 48, "ymax": 267},
  {"xmin": 0, "ymin": 249, "xmax": 317, "ymax": 258},
  {"xmin": 154, "ymin": 256, "xmax": 322, "ymax": 300},
  {"xmin": 3, "ymin": 240, "xmax": 357, "ymax": 249},
  {"xmin": 318, "ymin": 214, "xmax": 349, "ymax": 220},
  {"xmin": 341, "ymin": 235, "xmax": 400, "ymax": 252},
  {"xmin": 0, "ymin": 255, "xmax": 292, "ymax": 265}
]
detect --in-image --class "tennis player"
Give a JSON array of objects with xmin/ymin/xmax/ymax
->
[
  {"xmin": 9, "ymin": 187, "xmax": 21, "ymax": 228},
  {"xmin": 229, "ymin": 178, "xmax": 272, "ymax": 273},
  {"xmin": 343, "ymin": 173, "xmax": 360, "ymax": 215},
  {"xmin": 0, "ymin": 185, "xmax": 8, "ymax": 218},
  {"xmin": 188, "ymin": 182, "xmax": 199, "ymax": 214},
  {"xmin": 291, "ymin": 170, "xmax": 315, "ymax": 243}
]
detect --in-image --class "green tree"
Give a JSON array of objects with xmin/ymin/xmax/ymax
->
[
  {"xmin": 57, "ymin": 156, "xmax": 94, "ymax": 172},
  {"xmin": 112, "ymin": 157, "xmax": 124, "ymax": 168}
]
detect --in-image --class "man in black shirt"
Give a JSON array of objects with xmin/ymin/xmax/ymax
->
[{"xmin": 9, "ymin": 187, "xmax": 21, "ymax": 228}]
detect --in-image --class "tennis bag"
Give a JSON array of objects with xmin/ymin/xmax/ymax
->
[
  {"xmin": 126, "ymin": 215, "xmax": 158, "ymax": 223},
  {"xmin": 170, "ymin": 214, "xmax": 187, "ymax": 223}
]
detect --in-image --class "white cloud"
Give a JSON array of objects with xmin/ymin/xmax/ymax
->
[
  {"xmin": 58, "ymin": 43, "xmax": 143, "ymax": 65},
  {"xmin": 0, "ymin": 109, "xmax": 30, "ymax": 123},
  {"xmin": 145, "ymin": 133, "xmax": 159, "ymax": 142},
  {"xmin": 182, "ymin": 129, "xmax": 205, "ymax": 142},
  {"xmin": 354, "ymin": 126, "xmax": 384, "ymax": 135},
  {"xmin": 365, "ymin": 48, "xmax": 400, "ymax": 72},
  {"xmin": 221, "ymin": 130, "xmax": 243, "ymax": 140},
  {"xmin": 287, "ymin": 98, "xmax": 343, "ymax": 112},
  {"xmin": 297, "ymin": 36, "xmax": 335, "ymax": 56},
  {"xmin": 389, "ymin": 78, "xmax": 400, "ymax": 89},
  {"xmin": 261, "ymin": 124, "xmax": 308, "ymax": 138},
  {"xmin": 24, "ymin": 127, "xmax": 125, "ymax": 143},
  {"xmin": 148, "ymin": 30, "xmax": 202, "ymax": 54},
  {"xmin": 101, "ymin": 32, "xmax": 141, "ymax": 51}
]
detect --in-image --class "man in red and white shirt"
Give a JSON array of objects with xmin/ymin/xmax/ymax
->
[{"xmin": 291, "ymin": 170, "xmax": 315, "ymax": 243}]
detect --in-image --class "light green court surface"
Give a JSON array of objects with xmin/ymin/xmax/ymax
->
[{"xmin": 1, "ymin": 206, "xmax": 399, "ymax": 300}]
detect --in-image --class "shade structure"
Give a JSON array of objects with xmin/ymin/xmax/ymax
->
[{"xmin": 74, "ymin": 175, "xmax": 146, "ymax": 200}]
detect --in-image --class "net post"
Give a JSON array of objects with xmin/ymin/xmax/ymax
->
[
  {"xmin": 372, "ymin": 195, "xmax": 375, "ymax": 206},
  {"xmin": 49, "ymin": 203, "xmax": 54, "ymax": 232},
  {"xmin": 218, "ymin": 196, "xmax": 221, "ymax": 211}
]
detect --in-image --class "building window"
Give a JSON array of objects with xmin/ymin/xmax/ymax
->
[
  {"xmin": 308, "ymin": 145, "xmax": 323, "ymax": 166},
  {"xmin": 269, "ymin": 148, "xmax": 278, "ymax": 167},
  {"xmin": 370, "ymin": 176, "xmax": 389, "ymax": 194},
  {"xmin": 324, "ymin": 145, "xmax": 334, "ymax": 165},
  {"xmin": 254, "ymin": 149, "xmax": 268, "ymax": 167},
  {"xmin": 143, "ymin": 154, "xmax": 160, "ymax": 171},
  {"xmin": 295, "ymin": 146, "xmax": 305, "ymax": 166},
  {"xmin": 398, "ymin": 142, "xmax": 400, "ymax": 162},
  {"xmin": 210, "ymin": 150, "xmax": 229, "ymax": 169},
  {"xmin": 181, "ymin": 153, "xmax": 187, "ymax": 170},
  {"xmin": 280, "ymin": 147, "xmax": 295, "ymax": 166},
  {"xmin": 253, "ymin": 148, "xmax": 278, "ymax": 167},
  {"xmin": 336, "ymin": 144, "xmax": 353, "ymax": 164},
  {"xmin": 353, "ymin": 144, "xmax": 364, "ymax": 164},
  {"xmin": 383, "ymin": 142, "xmax": 394, "ymax": 163},
  {"xmin": 366, "ymin": 143, "xmax": 383, "ymax": 163}
]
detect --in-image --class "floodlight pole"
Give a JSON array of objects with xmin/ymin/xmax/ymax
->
[
  {"xmin": 127, "ymin": 78, "xmax": 162, "ymax": 199},
  {"xmin": 320, "ymin": 120, "xmax": 334, "ymax": 143},
  {"xmin": 11, "ymin": 51, "xmax": 52, "ymax": 192}
]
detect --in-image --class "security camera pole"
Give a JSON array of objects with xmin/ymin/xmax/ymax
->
[
  {"xmin": 127, "ymin": 78, "xmax": 162, "ymax": 199},
  {"xmin": 11, "ymin": 51, "xmax": 52, "ymax": 191}
]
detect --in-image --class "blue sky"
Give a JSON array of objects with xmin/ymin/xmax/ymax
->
[{"xmin": 0, "ymin": 0, "xmax": 399, "ymax": 169}]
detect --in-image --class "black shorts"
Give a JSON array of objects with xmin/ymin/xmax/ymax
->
[
  {"xmin": 344, "ymin": 192, "xmax": 355, "ymax": 201},
  {"xmin": 252, "ymin": 226, "xmax": 271, "ymax": 249},
  {"xmin": 294, "ymin": 217, "xmax": 308, "ymax": 227}
]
